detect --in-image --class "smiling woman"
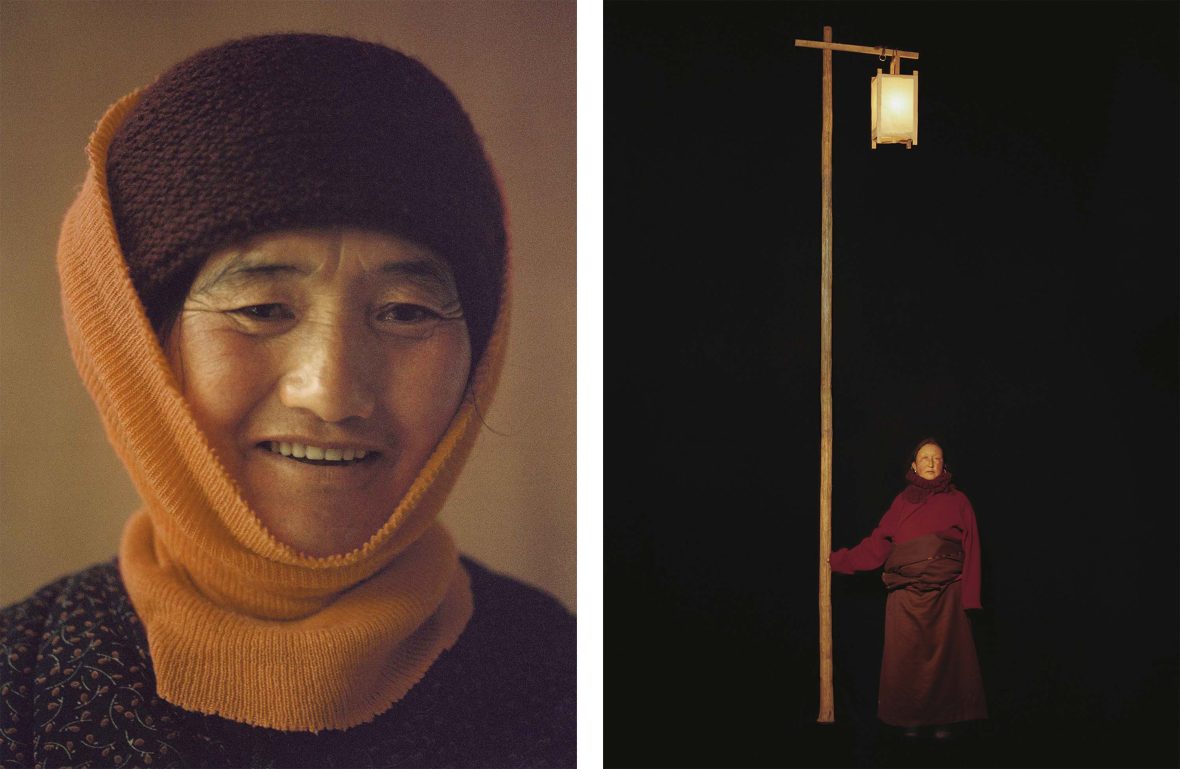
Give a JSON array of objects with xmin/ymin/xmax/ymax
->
[
  {"xmin": 0, "ymin": 33, "xmax": 573, "ymax": 768},
  {"xmin": 169, "ymin": 229, "xmax": 472, "ymax": 558}
]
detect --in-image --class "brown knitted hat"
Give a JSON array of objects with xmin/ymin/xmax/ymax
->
[{"xmin": 106, "ymin": 33, "xmax": 506, "ymax": 363}]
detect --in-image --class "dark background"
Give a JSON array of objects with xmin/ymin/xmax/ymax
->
[{"xmin": 604, "ymin": 2, "xmax": 1178, "ymax": 767}]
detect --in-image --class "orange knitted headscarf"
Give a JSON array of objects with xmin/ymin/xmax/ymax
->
[{"xmin": 56, "ymin": 91, "xmax": 509, "ymax": 732}]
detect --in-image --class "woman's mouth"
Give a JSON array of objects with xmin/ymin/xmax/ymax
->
[{"xmin": 260, "ymin": 441, "xmax": 378, "ymax": 466}]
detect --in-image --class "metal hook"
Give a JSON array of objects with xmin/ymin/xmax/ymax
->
[{"xmin": 878, "ymin": 46, "xmax": 888, "ymax": 62}]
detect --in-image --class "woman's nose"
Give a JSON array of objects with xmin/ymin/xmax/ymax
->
[{"xmin": 279, "ymin": 323, "xmax": 376, "ymax": 422}]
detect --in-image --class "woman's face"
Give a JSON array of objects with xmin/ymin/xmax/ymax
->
[
  {"xmin": 166, "ymin": 227, "xmax": 472, "ymax": 557},
  {"xmin": 911, "ymin": 443, "xmax": 945, "ymax": 480}
]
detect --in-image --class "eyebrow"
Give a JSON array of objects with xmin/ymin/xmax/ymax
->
[
  {"xmin": 196, "ymin": 256, "xmax": 457, "ymax": 297},
  {"xmin": 378, "ymin": 259, "xmax": 456, "ymax": 293},
  {"xmin": 192, "ymin": 256, "xmax": 302, "ymax": 294}
]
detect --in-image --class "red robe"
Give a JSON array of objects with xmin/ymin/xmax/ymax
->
[
  {"xmin": 830, "ymin": 482, "xmax": 982, "ymax": 609},
  {"xmin": 831, "ymin": 474, "xmax": 988, "ymax": 726}
]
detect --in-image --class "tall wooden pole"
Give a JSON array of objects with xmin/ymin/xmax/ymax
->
[
  {"xmin": 797, "ymin": 24, "xmax": 918, "ymax": 727},
  {"xmin": 817, "ymin": 24, "xmax": 835, "ymax": 725}
]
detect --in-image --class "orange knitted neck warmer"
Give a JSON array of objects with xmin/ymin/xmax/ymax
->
[{"xmin": 56, "ymin": 92, "xmax": 508, "ymax": 732}]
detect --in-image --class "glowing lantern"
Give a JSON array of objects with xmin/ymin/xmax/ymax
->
[{"xmin": 871, "ymin": 68, "xmax": 918, "ymax": 149}]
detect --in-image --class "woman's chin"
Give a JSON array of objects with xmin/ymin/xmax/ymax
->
[
  {"xmin": 262, "ymin": 517, "xmax": 386, "ymax": 557},
  {"xmin": 248, "ymin": 493, "xmax": 400, "ymax": 558},
  {"xmin": 236, "ymin": 452, "xmax": 413, "ymax": 556}
]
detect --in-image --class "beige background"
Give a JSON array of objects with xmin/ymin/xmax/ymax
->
[{"xmin": 0, "ymin": 0, "xmax": 576, "ymax": 611}]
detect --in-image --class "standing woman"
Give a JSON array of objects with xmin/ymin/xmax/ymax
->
[
  {"xmin": 830, "ymin": 438, "xmax": 987, "ymax": 739},
  {"xmin": 0, "ymin": 34, "xmax": 573, "ymax": 768}
]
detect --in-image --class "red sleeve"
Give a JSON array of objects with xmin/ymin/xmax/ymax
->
[
  {"xmin": 829, "ymin": 500, "xmax": 897, "ymax": 575},
  {"xmin": 958, "ymin": 494, "xmax": 983, "ymax": 610}
]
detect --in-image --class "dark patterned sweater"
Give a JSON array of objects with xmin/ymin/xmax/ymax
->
[{"xmin": 0, "ymin": 557, "xmax": 575, "ymax": 768}]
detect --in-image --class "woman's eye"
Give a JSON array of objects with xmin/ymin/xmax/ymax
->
[
  {"xmin": 378, "ymin": 304, "xmax": 441, "ymax": 323},
  {"xmin": 231, "ymin": 304, "xmax": 293, "ymax": 321}
]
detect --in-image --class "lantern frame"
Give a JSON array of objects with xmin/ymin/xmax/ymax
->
[{"xmin": 871, "ymin": 67, "xmax": 919, "ymax": 149}]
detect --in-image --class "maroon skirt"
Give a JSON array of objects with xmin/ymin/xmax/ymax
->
[{"xmin": 878, "ymin": 533, "xmax": 988, "ymax": 727}]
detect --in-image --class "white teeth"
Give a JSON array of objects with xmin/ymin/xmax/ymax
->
[{"xmin": 267, "ymin": 442, "xmax": 371, "ymax": 462}]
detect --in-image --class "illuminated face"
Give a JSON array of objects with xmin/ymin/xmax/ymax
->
[
  {"xmin": 166, "ymin": 228, "xmax": 471, "ymax": 557},
  {"xmin": 911, "ymin": 443, "xmax": 944, "ymax": 481}
]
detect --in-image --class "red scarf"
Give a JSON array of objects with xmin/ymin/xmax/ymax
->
[{"xmin": 903, "ymin": 468, "xmax": 955, "ymax": 503}]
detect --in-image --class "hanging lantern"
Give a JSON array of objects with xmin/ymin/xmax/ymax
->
[{"xmin": 871, "ymin": 65, "xmax": 918, "ymax": 149}]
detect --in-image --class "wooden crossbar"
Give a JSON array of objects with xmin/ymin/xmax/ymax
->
[{"xmin": 794, "ymin": 39, "xmax": 920, "ymax": 60}]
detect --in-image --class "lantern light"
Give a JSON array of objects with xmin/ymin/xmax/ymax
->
[{"xmin": 871, "ymin": 60, "xmax": 918, "ymax": 149}]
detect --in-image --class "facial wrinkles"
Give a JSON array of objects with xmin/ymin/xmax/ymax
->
[{"xmin": 165, "ymin": 228, "xmax": 473, "ymax": 557}]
